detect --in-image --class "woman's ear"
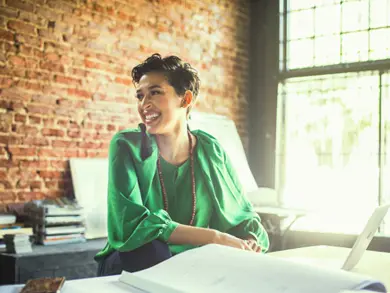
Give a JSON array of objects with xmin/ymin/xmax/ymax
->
[{"xmin": 181, "ymin": 90, "xmax": 193, "ymax": 108}]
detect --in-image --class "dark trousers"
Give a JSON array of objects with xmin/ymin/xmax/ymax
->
[{"xmin": 97, "ymin": 240, "xmax": 172, "ymax": 276}]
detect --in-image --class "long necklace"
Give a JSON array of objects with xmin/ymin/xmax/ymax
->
[{"xmin": 156, "ymin": 131, "xmax": 196, "ymax": 226}]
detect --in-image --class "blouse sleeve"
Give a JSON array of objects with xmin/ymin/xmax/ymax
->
[
  {"xmin": 106, "ymin": 133, "xmax": 178, "ymax": 252},
  {"xmin": 209, "ymin": 147, "xmax": 270, "ymax": 252}
]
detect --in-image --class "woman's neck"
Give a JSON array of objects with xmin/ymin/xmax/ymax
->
[{"xmin": 155, "ymin": 124, "xmax": 191, "ymax": 166}]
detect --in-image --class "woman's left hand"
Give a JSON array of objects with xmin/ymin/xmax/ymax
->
[{"xmin": 245, "ymin": 238, "xmax": 262, "ymax": 253}]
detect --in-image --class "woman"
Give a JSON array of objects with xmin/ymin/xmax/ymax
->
[{"xmin": 95, "ymin": 53, "xmax": 269, "ymax": 276}]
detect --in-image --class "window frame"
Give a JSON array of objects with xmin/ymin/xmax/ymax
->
[{"xmin": 277, "ymin": 0, "xmax": 390, "ymax": 234}]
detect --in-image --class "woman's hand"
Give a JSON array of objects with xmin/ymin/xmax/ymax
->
[
  {"xmin": 245, "ymin": 238, "xmax": 262, "ymax": 253},
  {"xmin": 213, "ymin": 231, "xmax": 254, "ymax": 251}
]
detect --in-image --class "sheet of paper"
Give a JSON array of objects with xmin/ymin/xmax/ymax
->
[
  {"xmin": 70, "ymin": 158, "xmax": 109, "ymax": 239},
  {"xmin": 119, "ymin": 244, "xmax": 386, "ymax": 293},
  {"xmin": 189, "ymin": 112, "xmax": 259, "ymax": 193}
]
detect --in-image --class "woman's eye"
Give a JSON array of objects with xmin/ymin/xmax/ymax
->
[
  {"xmin": 136, "ymin": 94, "xmax": 143, "ymax": 100},
  {"xmin": 151, "ymin": 90, "xmax": 161, "ymax": 95}
]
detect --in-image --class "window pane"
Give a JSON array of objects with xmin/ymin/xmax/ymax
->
[
  {"xmin": 284, "ymin": 0, "xmax": 390, "ymax": 68},
  {"xmin": 315, "ymin": 5, "xmax": 340, "ymax": 36},
  {"xmin": 287, "ymin": 39, "xmax": 314, "ymax": 68},
  {"xmin": 314, "ymin": 35, "xmax": 341, "ymax": 66},
  {"xmin": 288, "ymin": 9, "xmax": 314, "ymax": 40},
  {"xmin": 369, "ymin": 28, "xmax": 390, "ymax": 60},
  {"xmin": 288, "ymin": 0, "xmax": 315, "ymax": 11},
  {"xmin": 278, "ymin": 72, "xmax": 380, "ymax": 234},
  {"xmin": 369, "ymin": 0, "xmax": 390, "ymax": 29},
  {"xmin": 383, "ymin": 72, "xmax": 390, "ymax": 235},
  {"xmin": 341, "ymin": 31, "xmax": 369, "ymax": 63},
  {"xmin": 341, "ymin": 0, "xmax": 369, "ymax": 32}
]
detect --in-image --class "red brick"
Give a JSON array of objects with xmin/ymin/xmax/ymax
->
[
  {"xmin": 0, "ymin": 170, "xmax": 6, "ymax": 179},
  {"xmin": 115, "ymin": 77, "xmax": 132, "ymax": 86},
  {"xmin": 0, "ymin": 100, "xmax": 11, "ymax": 110},
  {"xmin": 16, "ymin": 80, "xmax": 43, "ymax": 91},
  {"xmin": 12, "ymin": 124, "xmax": 39, "ymax": 135},
  {"xmin": 0, "ymin": 191, "xmax": 16, "ymax": 202},
  {"xmin": 0, "ymin": 114, "xmax": 12, "ymax": 132},
  {"xmin": 0, "ymin": 28, "xmax": 14, "ymax": 41},
  {"xmin": 0, "ymin": 180, "xmax": 13, "ymax": 189},
  {"xmin": 0, "ymin": 135, "xmax": 9, "ymax": 145},
  {"xmin": 78, "ymin": 141, "xmax": 101, "ymax": 149},
  {"xmin": 0, "ymin": 6, "xmax": 18, "ymax": 18},
  {"xmin": 15, "ymin": 33, "xmax": 43, "ymax": 48},
  {"xmin": 36, "ymin": 7, "xmax": 61, "ymax": 21},
  {"xmin": 14, "ymin": 114, "xmax": 27, "ymax": 123},
  {"xmin": 27, "ymin": 104, "xmax": 53, "ymax": 115},
  {"xmin": 50, "ymin": 160, "xmax": 68, "ymax": 169},
  {"xmin": 0, "ymin": 77, "xmax": 13, "ymax": 88},
  {"xmin": 19, "ymin": 160, "xmax": 49, "ymax": 168},
  {"xmin": 31, "ymin": 94, "xmax": 56, "ymax": 105},
  {"xmin": 64, "ymin": 149, "xmax": 78, "ymax": 157},
  {"xmin": 38, "ymin": 29, "xmax": 62, "ymax": 42},
  {"xmin": 84, "ymin": 59, "xmax": 101, "ymax": 70},
  {"xmin": 67, "ymin": 129, "xmax": 80, "ymax": 138},
  {"xmin": 17, "ymin": 191, "xmax": 45, "ymax": 201},
  {"xmin": 18, "ymin": 11, "xmax": 47, "ymax": 27},
  {"xmin": 44, "ymin": 53, "xmax": 59, "ymax": 61},
  {"xmin": 67, "ymin": 88, "xmax": 91, "ymax": 99},
  {"xmin": 8, "ymin": 146, "xmax": 36, "ymax": 156},
  {"xmin": 47, "ymin": 0, "xmax": 74, "ymax": 13},
  {"xmin": 30, "ymin": 181, "xmax": 42, "ymax": 189},
  {"xmin": 38, "ymin": 170, "xmax": 63, "ymax": 179},
  {"xmin": 6, "ymin": 0, "xmax": 34, "ymax": 12},
  {"xmin": 40, "ymin": 61, "xmax": 64, "ymax": 73},
  {"xmin": 55, "ymin": 75, "xmax": 82, "ymax": 86},
  {"xmin": 71, "ymin": 68, "xmax": 88, "ymax": 78},
  {"xmin": 8, "ymin": 55, "xmax": 26, "ymax": 67},
  {"xmin": 106, "ymin": 124, "xmax": 116, "ymax": 131},
  {"xmin": 19, "ymin": 45, "xmax": 34, "ymax": 57},
  {"xmin": 38, "ymin": 148, "xmax": 64, "ymax": 158},
  {"xmin": 26, "ymin": 70, "xmax": 51, "ymax": 80},
  {"xmin": 7, "ymin": 20, "xmax": 36, "ymax": 35},
  {"xmin": 42, "ymin": 118, "xmax": 55, "ymax": 126},
  {"xmin": 23, "ymin": 136, "xmax": 49, "ymax": 146},
  {"xmin": 44, "ymin": 180, "xmax": 57, "ymax": 189},
  {"xmin": 25, "ymin": 58, "xmax": 38, "ymax": 69},
  {"xmin": 42, "ymin": 128, "xmax": 65, "ymax": 137},
  {"xmin": 28, "ymin": 116, "xmax": 42, "ymax": 124},
  {"xmin": 52, "ymin": 139, "xmax": 77, "ymax": 148}
]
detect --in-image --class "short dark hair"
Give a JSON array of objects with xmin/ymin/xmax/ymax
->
[{"xmin": 131, "ymin": 53, "xmax": 201, "ymax": 101}]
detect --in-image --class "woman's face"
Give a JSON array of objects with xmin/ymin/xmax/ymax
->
[{"xmin": 136, "ymin": 72, "xmax": 187, "ymax": 134}]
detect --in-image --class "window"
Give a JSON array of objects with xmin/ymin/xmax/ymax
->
[
  {"xmin": 277, "ymin": 0, "xmax": 390, "ymax": 234},
  {"xmin": 283, "ymin": 0, "xmax": 390, "ymax": 69}
]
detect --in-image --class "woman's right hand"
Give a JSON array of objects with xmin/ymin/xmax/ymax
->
[{"xmin": 213, "ymin": 231, "xmax": 253, "ymax": 251}]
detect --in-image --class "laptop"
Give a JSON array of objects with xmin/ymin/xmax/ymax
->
[
  {"xmin": 287, "ymin": 204, "xmax": 390, "ymax": 271},
  {"xmin": 341, "ymin": 203, "xmax": 390, "ymax": 271}
]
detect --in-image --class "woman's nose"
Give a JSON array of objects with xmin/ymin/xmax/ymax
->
[{"xmin": 140, "ymin": 94, "xmax": 151, "ymax": 109}]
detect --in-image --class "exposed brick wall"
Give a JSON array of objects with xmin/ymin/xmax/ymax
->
[{"xmin": 0, "ymin": 0, "xmax": 251, "ymax": 204}]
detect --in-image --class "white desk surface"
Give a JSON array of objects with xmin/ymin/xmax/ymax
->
[
  {"xmin": 253, "ymin": 206, "xmax": 307, "ymax": 218},
  {"xmin": 2, "ymin": 246, "xmax": 389, "ymax": 293},
  {"xmin": 0, "ymin": 275, "xmax": 135, "ymax": 293},
  {"xmin": 270, "ymin": 245, "xmax": 390, "ymax": 290}
]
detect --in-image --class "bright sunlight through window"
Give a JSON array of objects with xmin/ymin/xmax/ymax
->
[{"xmin": 277, "ymin": 0, "xmax": 390, "ymax": 235}]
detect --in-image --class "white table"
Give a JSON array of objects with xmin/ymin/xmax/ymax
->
[
  {"xmin": 2, "ymin": 245, "xmax": 389, "ymax": 293},
  {"xmin": 270, "ymin": 245, "xmax": 390, "ymax": 290},
  {"xmin": 0, "ymin": 275, "xmax": 132, "ymax": 293}
]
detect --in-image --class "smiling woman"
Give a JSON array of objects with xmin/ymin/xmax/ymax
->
[{"xmin": 94, "ymin": 53, "xmax": 269, "ymax": 276}]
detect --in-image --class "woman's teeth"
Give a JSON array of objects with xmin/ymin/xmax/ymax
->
[{"xmin": 145, "ymin": 114, "xmax": 160, "ymax": 122}]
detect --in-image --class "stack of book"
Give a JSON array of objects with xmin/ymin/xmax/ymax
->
[
  {"xmin": 3, "ymin": 233, "xmax": 32, "ymax": 254},
  {"xmin": 0, "ymin": 214, "xmax": 33, "ymax": 252},
  {"xmin": 25, "ymin": 198, "xmax": 86, "ymax": 245}
]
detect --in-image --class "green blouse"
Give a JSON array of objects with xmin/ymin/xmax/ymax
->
[{"xmin": 94, "ymin": 127, "xmax": 269, "ymax": 261}]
